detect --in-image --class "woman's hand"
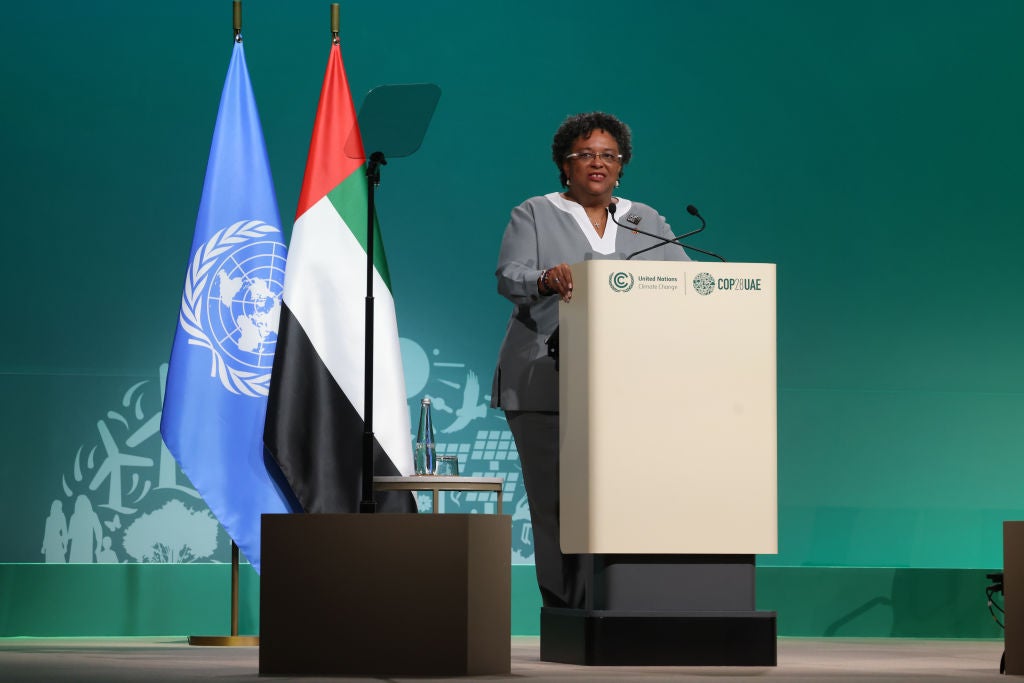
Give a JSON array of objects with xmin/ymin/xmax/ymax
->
[{"xmin": 539, "ymin": 263, "xmax": 573, "ymax": 302}]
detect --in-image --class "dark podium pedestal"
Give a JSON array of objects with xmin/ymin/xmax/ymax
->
[
  {"xmin": 542, "ymin": 608, "xmax": 777, "ymax": 666},
  {"xmin": 541, "ymin": 554, "xmax": 777, "ymax": 666},
  {"xmin": 260, "ymin": 513, "xmax": 511, "ymax": 676}
]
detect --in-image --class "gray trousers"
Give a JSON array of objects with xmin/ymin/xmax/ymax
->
[{"xmin": 504, "ymin": 410, "xmax": 585, "ymax": 609}]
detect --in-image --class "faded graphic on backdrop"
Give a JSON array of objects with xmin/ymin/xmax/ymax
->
[
  {"xmin": 41, "ymin": 340, "xmax": 534, "ymax": 565},
  {"xmin": 41, "ymin": 365, "xmax": 219, "ymax": 565}
]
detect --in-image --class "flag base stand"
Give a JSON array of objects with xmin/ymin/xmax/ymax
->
[
  {"xmin": 188, "ymin": 635, "xmax": 259, "ymax": 646},
  {"xmin": 187, "ymin": 542, "xmax": 258, "ymax": 647},
  {"xmin": 259, "ymin": 513, "xmax": 511, "ymax": 676}
]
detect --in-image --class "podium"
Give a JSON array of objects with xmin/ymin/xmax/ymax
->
[{"xmin": 546, "ymin": 260, "xmax": 778, "ymax": 665}]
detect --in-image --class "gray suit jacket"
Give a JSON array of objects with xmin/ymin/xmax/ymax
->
[{"xmin": 491, "ymin": 193, "xmax": 691, "ymax": 411}]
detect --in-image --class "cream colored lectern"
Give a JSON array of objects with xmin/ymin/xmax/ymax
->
[{"xmin": 544, "ymin": 259, "xmax": 778, "ymax": 666}]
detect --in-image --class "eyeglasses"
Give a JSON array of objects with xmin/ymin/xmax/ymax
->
[{"xmin": 564, "ymin": 151, "xmax": 623, "ymax": 164}]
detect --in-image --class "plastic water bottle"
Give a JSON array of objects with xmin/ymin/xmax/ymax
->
[{"xmin": 414, "ymin": 398, "xmax": 437, "ymax": 475}]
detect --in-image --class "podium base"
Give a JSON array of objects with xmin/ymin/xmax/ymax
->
[{"xmin": 540, "ymin": 607, "xmax": 777, "ymax": 666}]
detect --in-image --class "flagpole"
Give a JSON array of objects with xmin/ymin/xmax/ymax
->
[
  {"xmin": 329, "ymin": 0, "xmax": 382, "ymax": 514},
  {"xmin": 185, "ymin": 1, "xmax": 261, "ymax": 646},
  {"xmin": 319, "ymin": 5, "xmax": 439, "ymax": 515},
  {"xmin": 189, "ymin": 544, "xmax": 260, "ymax": 647}
]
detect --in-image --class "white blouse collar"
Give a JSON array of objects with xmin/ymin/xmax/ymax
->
[{"xmin": 545, "ymin": 193, "xmax": 633, "ymax": 255}]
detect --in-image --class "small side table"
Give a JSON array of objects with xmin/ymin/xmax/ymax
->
[{"xmin": 374, "ymin": 475, "xmax": 504, "ymax": 514}]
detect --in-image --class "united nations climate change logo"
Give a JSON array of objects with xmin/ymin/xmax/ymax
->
[
  {"xmin": 608, "ymin": 271, "xmax": 634, "ymax": 293},
  {"xmin": 692, "ymin": 272, "xmax": 715, "ymax": 296},
  {"xmin": 179, "ymin": 219, "xmax": 286, "ymax": 396}
]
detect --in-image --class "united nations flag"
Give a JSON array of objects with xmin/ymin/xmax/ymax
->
[{"xmin": 160, "ymin": 40, "xmax": 294, "ymax": 575}]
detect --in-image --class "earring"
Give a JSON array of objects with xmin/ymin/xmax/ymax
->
[
  {"xmin": 615, "ymin": 179, "xmax": 620, "ymax": 187},
  {"xmin": 566, "ymin": 178, "xmax": 572, "ymax": 186}
]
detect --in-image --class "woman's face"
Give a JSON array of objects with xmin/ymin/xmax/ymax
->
[{"xmin": 561, "ymin": 129, "xmax": 622, "ymax": 198}]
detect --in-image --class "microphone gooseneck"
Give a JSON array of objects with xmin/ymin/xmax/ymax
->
[
  {"xmin": 609, "ymin": 202, "xmax": 694, "ymax": 260},
  {"xmin": 674, "ymin": 204, "xmax": 707, "ymax": 243},
  {"xmin": 612, "ymin": 201, "xmax": 725, "ymax": 261},
  {"xmin": 675, "ymin": 204, "xmax": 726, "ymax": 261},
  {"xmin": 607, "ymin": 203, "xmax": 684, "ymax": 260}
]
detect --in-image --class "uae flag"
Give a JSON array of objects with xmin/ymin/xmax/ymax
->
[{"xmin": 263, "ymin": 42, "xmax": 414, "ymax": 513}]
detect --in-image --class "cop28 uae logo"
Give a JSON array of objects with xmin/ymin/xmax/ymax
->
[
  {"xmin": 179, "ymin": 220, "xmax": 286, "ymax": 396},
  {"xmin": 693, "ymin": 272, "xmax": 715, "ymax": 296},
  {"xmin": 608, "ymin": 271, "xmax": 635, "ymax": 293}
]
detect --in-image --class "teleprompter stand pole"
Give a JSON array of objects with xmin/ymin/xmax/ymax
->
[
  {"xmin": 329, "ymin": 40, "xmax": 437, "ymax": 513},
  {"xmin": 359, "ymin": 151, "xmax": 386, "ymax": 513}
]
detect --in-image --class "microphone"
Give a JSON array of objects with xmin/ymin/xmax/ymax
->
[
  {"xmin": 609, "ymin": 203, "xmax": 726, "ymax": 261},
  {"xmin": 685, "ymin": 204, "xmax": 705, "ymax": 238},
  {"xmin": 607, "ymin": 203, "xmax": 688, "ymax": 260},
  {"xmin": 640, "ymin": 204, "xmax": 726, "ymax": 262}
]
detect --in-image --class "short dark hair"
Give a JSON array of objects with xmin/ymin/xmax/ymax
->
[{"xmin": 551, "ymin": 112, "xmax": 633, "ymax": 188}]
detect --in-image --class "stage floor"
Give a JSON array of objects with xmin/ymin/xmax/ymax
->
[{"xmin": 0, "ymin": 636, "xmax": 1008, "ymax": 681}]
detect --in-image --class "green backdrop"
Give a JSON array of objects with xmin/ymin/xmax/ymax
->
[{"xmin": 2, "ymin": 0, "xmax": 1023, "ymax": 599}]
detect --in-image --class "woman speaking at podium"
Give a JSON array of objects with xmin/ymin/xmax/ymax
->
[{"xmin": 490, "ymin": 112, "xmax": 690, "ymax": 609}]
